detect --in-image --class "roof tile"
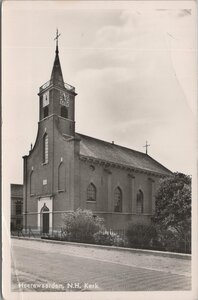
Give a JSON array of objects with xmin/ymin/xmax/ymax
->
[{"xmin": 76, "ymin": 133, "xmax": 172, "ymax": 176}]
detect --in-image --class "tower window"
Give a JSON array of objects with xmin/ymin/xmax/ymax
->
[
  {"xmin": 43, "ymin": 134, "xmax": 48, "ymax": 163},
  {"xmin": 61, "ymin": 106, "xmax": 68, "ymax": 118},
  {"xmin": 87, "ymin": 183, "xmax": 96, "ymax": 201},
  {"xmin": 114, "ymin": 187, "xmax": 122, "ymax": 212},
  {"xmin": 137, "ymin": 189, "xmax": 144, "ymax": 214},
  {"xmin": 43, "ymin": 106, "xmax": 49, "ymax": 118}
]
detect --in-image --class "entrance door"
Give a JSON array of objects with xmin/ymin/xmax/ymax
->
[
  {"xmin": 40, "ymin": 203, "xmax": 50, "ymax": 234},
  {"xmin": 42, "ymin": 213, "xmax": 49, "ymax": 233}
]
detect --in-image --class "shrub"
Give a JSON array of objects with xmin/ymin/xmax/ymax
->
[
  {"xmin": 62, "ymin": 208, "xmax": 104, "ymax": 243},
  {"xmin": 126, "ymin": 223, "xmax": 158, "ymax": 249},
  {"xmin": 93, "ymin": 230, "xmax": 126, "ymax": 247},
  {"xmin": 152, "ymin": 172, "xmax": 191, "ymax": 242},
  {"xmin": 157, "ymin": 228, "xmax": 191, "ymax": 253}
]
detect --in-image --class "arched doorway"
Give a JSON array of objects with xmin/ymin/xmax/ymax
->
[{"xmin": 41, "ymin": 204, "xmax": 50, "ymax": 233}]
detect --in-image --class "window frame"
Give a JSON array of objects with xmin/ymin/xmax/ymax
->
[
  {"xmin": 114, "ymin": 187, "xmax": 122, "ymax": 212},
  {"xmin": 43, "ymin": 133, "xmax": 49, "ymax": 164},
  {"xmin": 136, "ymin": 189, "xmax": 144, "ymax": 214},
  {"xmin": 30, "ymin": 171, "xmax": 35, "ymax": 196},
  {"xmin": 43, "ymin": 105, "xmax": 49, "ymax": 118},
  {"xmin": 87, "ymin": 183, "xmax": 96, "ymax": 202},
  {"xmin": 60, "ymin": 106, "xmax": 68, "ymax": 119},
  {"xmin": 58, "ymin": 162, "xmax": 65, "ymax": 192}
]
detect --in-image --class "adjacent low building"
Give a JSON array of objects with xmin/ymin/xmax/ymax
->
[{"xmin": 10, "ymin": 184, "xmax": 23, "ymax": 231}]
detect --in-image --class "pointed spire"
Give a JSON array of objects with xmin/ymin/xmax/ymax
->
[{"xmin": 50, "ymin": 29, "xmax": 64, "ymax": 86}]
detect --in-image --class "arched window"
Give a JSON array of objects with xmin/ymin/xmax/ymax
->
[
  {"xmin": 61, "ymin": 106, "xmax": 68, "ymax": 118},
  {"xmin": 30, "ymin": 171, "xmax": 35, "ymax": 195},
  {"xmin": 58, "ymin": 162, "xmax": 65, "ymax": 191},
  {"xmin": 87, "ymin": 183, "xmax": 96, "ymax": 201},
  {"xmin": 114, "ymin": 187, "xmax": 122, "ymax": 212},
  {"xmin": 137, "ymin": 189, "xmax": 144, "ymax": 214},
  {"xmin": 43, "ymin": 106, "xmax": 49, "ymax": 118},
  {"xmin": 43, "ymin": 134, "xmax": 48, "ymax": 163}
]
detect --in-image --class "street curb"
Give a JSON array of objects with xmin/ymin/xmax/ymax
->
[{"xmin": 12, "ymin": 236, "xmax": 191, "ymax": 260}]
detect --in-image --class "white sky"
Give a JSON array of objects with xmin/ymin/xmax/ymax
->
[{"xmin": 2, "ymin": 1, "xmax": 197, "ymax": 188}]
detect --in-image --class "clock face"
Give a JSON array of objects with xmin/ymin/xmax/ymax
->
[
  {"xmin": 43, "ymin": 91, "xmax": 49, "ymax": 107},
  {"xmin": 60, "ymin": 91, "xmax": 70, "ymax": 107}
]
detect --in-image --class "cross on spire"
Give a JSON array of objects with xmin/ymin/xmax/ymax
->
[
  {"xmin": 143, "ymin": 141, "xmax": 150, "ymax": 155},
  {"xmin": 51, "ymin": 29, "xmax": 64, "ymax": 84},
  {"xmin": 54, "ymin": 29, "xmax": 61, "ymax": 45},
  {"xmin": 54, "ymin": 29, "xmax": 61, "ymax": 53}
]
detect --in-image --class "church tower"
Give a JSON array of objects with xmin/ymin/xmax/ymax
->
[
  {"xmin": 23, "ymin": 31, "xmax": 79, "ymax": 234},
  {"xmin": 38, "ymin": 31, "xmax": 77, "ymax": 137}
]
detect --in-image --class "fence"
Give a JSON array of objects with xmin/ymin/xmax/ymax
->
[{"xmin": 11, "ymin": 226, "xmax": 191, "ymax": 254}]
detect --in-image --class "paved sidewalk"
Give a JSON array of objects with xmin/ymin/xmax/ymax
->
[
  {"xmin": 11, "ymin": 238, "xmax": 191, "ymax": 291},
  {"xmin": 12, "ymin": 238, "xmax": 191, "ymax": 276}
]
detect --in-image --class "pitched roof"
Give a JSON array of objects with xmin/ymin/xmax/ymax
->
[{"xmin": 76, "ymin": 133, "xmax": 172, "ymax": 176}]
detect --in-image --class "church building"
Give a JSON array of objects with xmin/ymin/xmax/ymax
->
[{"xmin": 23, "ymin": 35, "xmax": 172, "ymax": 234}]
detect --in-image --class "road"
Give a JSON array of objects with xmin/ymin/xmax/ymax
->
[{"xmin": 11, "ymin": 238, "xmax": 191, "ymax": 292}]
